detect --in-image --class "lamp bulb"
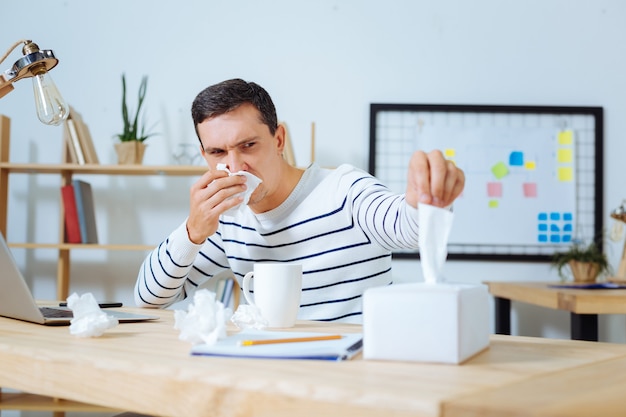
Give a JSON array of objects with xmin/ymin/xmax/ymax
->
[{"xmin": 32, "ymin": 70, "xmax": 69, "ymax": 126}]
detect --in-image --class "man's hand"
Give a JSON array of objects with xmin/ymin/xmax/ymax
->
[
  {"xmin": 405, "ymin": 150, "xmax": 465, "ymax": 208},
  {"xmin": 186, "ymin": 170, "xmax": 247, "ymax": 244}
]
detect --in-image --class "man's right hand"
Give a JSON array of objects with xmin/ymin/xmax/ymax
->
[{"xmin": 186, "ymin": 170, "xmax": 247, "ymax": 244}]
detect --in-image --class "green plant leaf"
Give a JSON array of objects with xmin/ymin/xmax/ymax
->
[
  {"xmin": 551, "ymin": 241, "xmax": 610, "ymax": 280},
  {"xmin": 117, "ymin": 73, "xmax": 155, "ymax": 142}
]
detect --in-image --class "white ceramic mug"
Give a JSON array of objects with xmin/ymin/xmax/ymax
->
[{"xmin": 242, "ymin": 263, "xmax": 303, "ymax": 328}]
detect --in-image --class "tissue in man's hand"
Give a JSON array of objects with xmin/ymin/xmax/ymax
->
[
  {"xmin": 216, "ymin": 164, "xmax": 262, "ymax": 215},
  {"xmin": 174, "ymin": 289, "xmax": 230, "ymax": 345},
  {"xmin": 362, "ymin": 203, "xmax": 490, "ymax": 364},
  {"xmin": 67, "ymin": 292, "xmax": 118, "ymax": 337}
]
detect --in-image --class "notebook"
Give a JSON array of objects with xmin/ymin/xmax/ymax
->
[
  {"xmin": 0, "ymin": 232, "xmax": 158, "ymax": 325},
  {"xmin": 191, "ymin": 329, "xmax": 363, "ymax": 361}
]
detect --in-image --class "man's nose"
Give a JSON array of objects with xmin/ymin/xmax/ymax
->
[{"xmin": 224, "ymin": 152, "xmax": 246, "ymax": 172}]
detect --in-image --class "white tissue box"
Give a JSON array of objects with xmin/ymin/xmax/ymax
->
[{"xmin": 362, "ymin": 282, "xmax": 490, "ymax": 364}]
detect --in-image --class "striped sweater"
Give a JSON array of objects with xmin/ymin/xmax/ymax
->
[{"xmin": 134, "ymin": 163, "xmax": 420, "ymax": 323}]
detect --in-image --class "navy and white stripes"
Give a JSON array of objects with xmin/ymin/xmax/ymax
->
[{"xmin": 134, "ymin": 164, "xmax": 420, "ymax": 323}]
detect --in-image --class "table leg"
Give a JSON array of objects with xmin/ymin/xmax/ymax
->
[
  {"xmin": 570, "ymin": 313, "xmax": 598, "ymax": 341},
  {"xmin": 494, "ymin": 297, "xmax": 511, "ymax": 335}
]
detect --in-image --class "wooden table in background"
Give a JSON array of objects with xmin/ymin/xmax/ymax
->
[
  {"xmin": 485, "ymin": 281, "xmax": 626, "ymax": 341},
  {"xmin": 3, "ymin": 306, "xmax": 626, "ymax": 416}
]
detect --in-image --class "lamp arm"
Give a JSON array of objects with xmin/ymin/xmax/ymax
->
[
  {"xmin": 0, "ymin": 75, "xmax": 14, "ymax": 99},
  {"xmin": 0, "ymin": 40, "xmax": 27, "ymax": 99}
]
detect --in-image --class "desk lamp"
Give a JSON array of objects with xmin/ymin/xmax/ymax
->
[
  {"xmin": 0, "ymin": 39, "xmax": 69, "ymax": 125},
  {"xmin": 610, "ymin": 200, "xmax": 626, "ymax": 280}
]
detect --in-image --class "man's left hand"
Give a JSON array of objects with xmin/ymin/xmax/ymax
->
[{"xmin": 405, "ymin": 150, "xmax": 465, "ymax": 208}]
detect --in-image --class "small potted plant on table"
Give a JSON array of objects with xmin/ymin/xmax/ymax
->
[
  {"xmin": 552, "ymin": 241, "xmax": 610, "ymax": 283},
  {"xmin": 114, "ymin": 74, "xmax": 155, "ymax": 164}
]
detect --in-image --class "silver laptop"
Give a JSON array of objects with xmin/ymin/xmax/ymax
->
[{"xmin": 0, "ymin": 232, "xmax": 158, "ymax": 325}]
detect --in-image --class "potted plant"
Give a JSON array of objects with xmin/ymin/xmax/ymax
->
[
  {"xmin": 552, "ymin": 240, "xmax": 611, "ymax": 283},
  {"xmin": 114, "ymin": 73, "xmax": 156, "ymax": 164}
]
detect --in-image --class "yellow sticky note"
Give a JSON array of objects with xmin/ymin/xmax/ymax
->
[
  {"xmin": 558, "ymin": 130, "xmax": 574, "ymax": 145},
  {"xmin": 444, "ymin": 149, "xmax": 456, "ymax": 158},
  {"xmin": 488, "ymin": 200, "xmax": 499, "ymax": 208},
  {"xmin": 558, "ymin": 167, "xmax": 573, "ymax": 182},
  {"xmin": 557, "ymin": 149, "xmax": 573, "ymax": 163},
  {"xmin": 525, "ymin": 161, "xmax": 536, "ymax": 170}
]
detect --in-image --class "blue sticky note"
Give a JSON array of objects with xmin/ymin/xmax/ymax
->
[
  {"xmin": 550, "ymin": 212, "xmax": 560, "ymax": 221},
  {"xmin": 563, "ymin": 224, "xmax": 572, "ymax": 232},
  {"xmin": 538, "ymin": 213, "xmax": 548, "ymax": 221},
  {"xmin": 538, "ymin": 224, "xmax": 548, "ymax": 232},
  {"xmin": 550, "ymin": 224, "xmax": 560, "ymax": 232},
  {"xmin": 564, "ymin": 213, "xmax": 573, "ymax": 221},
  {"xmin": 538, "ymin": 234, "xmax": 548, "ymax": 242},
  {"xmin": 509, "ymin": 151, "xmax": 524, "ymax": 166},
  {"xmin": 563, "ymin": 235, "xmax": 572, "ymax": 242},
  {"xmin": 550, "ymin": 235, "xmax": 561, "ymax": 243}
]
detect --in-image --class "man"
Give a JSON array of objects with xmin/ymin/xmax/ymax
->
[{"xmin": 134, "ymin": 78, "xmax": 464, "ymax": 323}]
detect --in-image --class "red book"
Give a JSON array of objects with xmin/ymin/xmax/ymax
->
[{"xmin": 60, "ymin": 185, "xmax": 82, "ymax": 243}]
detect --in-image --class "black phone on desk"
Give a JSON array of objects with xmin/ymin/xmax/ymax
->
[{"xmin": 58, "ymin": 301, "xmax": 123, "ymax": 308}]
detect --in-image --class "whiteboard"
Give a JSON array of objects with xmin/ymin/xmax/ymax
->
[{"xmin": 369, "ymin": 104, "xmax": 604, "ymax": 261}]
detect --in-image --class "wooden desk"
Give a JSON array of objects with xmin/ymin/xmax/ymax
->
[
  {"xmin": 444, "ymin": 354, "xmax": 626, "ymax": 416},
  {"xmin": 2, "ymin": 307, "xmax": 626, "ymax": 417},
  {"xmin": 485, "ymin": 281, "xmax": 626, "ymax": 341}
]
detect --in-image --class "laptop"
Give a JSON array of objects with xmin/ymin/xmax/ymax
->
[{"xmin": 0, "ymin": 232, "xmax": 159, "ymax": 325}]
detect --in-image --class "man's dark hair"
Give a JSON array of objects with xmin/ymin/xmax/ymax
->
[{"xmin": 191, "ymin": 78, "xmax": 278, "ymax": 141}]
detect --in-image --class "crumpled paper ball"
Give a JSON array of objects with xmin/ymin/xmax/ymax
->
[
  {"xmin": 174, "ymin": 289, "xmax": 231, "ymax": 345},
  {"xmin": 67, "ymin": 292, "xmax": 118, "ymax": 337},
  {"xmin": 230, "ymin": 304, "xmax": 269, "ymax": 330},
  {"xmin": 216, "ymin": 163, "xmax": 262, "ymax": 215}
]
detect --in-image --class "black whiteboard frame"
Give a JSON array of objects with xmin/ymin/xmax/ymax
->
[{"xmin": 368, "ymin": 103, "xmax": 604, "ymax": 262}]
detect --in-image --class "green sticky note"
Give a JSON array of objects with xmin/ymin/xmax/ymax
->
[{"xmin": 491, "ymin": 161, "xmax": 509, "ymax": 180}]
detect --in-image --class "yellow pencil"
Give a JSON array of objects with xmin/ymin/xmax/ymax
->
[{"xmin": 239, "ymin": 334, "xmax": 342, "ymax": 346}]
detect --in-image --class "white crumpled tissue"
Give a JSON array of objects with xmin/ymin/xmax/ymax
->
[
  {"xmin": 216, "ymin": 163, "xmax": 262, "ymax": 215},
  {"xmin": 418, "ymin": 204, "xmax": 454, "ymax": 283},
  {"xmin": 230, "ymin": 304, "xmax": 269, "ymax": 330},
  {"xmin": 67, "ymin": 292, "xmax": 118, "ymax": 337},
  {"xmin": 174, "ymin": 289, "xmax": 231, "ymax": 345}
]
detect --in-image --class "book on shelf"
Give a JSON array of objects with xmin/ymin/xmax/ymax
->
[
  {"xmin": 63, "ymin": 117, "xmax": 84, "ymax": 164},
  {"xmin": 215, "ymin": 279, "xmax": 227, "ymax": 302},
  {"xmin": 209, "ymin": 273, "xmax": 239, "ymax": 309},
  {"xmin": 63, "ymin": 107, "xmax": 99, "ymax": 165},
  {"xmin": 60, "ymin": 184, "xmax": 82, "ymax": 244},
  {"xmin": 221, "ymin": 278, "xmax": 235, "ymax": 307},
  {"xmin": 71, "ymin": 108, "xmax": 99, "ymax": 164},
  {"xmin": 72, "ymin": 179, "xmax": 98, "ymax": 244}
]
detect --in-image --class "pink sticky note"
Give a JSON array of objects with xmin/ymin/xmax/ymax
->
[
  {"xmin": 487, "ymin": 182, "xmax": 502, "ymax": 197},
  {"xmin": 523, "ymin": 183, "xmax": 537, "ymax": 198}
]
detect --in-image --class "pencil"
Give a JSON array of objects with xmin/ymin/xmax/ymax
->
[{"xmin": 239, "ymin": 334, "xmax": 342, "ymax": 346}]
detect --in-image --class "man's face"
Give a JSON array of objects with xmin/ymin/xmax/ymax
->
[{"xmin": 197, "ymin": 103, "xmax": 283, "ymax": 209}]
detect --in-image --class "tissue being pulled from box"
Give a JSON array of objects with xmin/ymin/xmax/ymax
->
[{"xmin": 362, "ymin": 204, "xmax": 490, "ymax": 364}]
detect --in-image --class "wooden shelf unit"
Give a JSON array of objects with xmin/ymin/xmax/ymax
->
[{"xmin": 0, "ymin": 114, "xmax": 207, "ymax": 300}]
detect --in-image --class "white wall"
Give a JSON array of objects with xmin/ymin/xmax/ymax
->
[{"xmin": 2, "ymin": 0, "xmax": 625, "ymax": 342}]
